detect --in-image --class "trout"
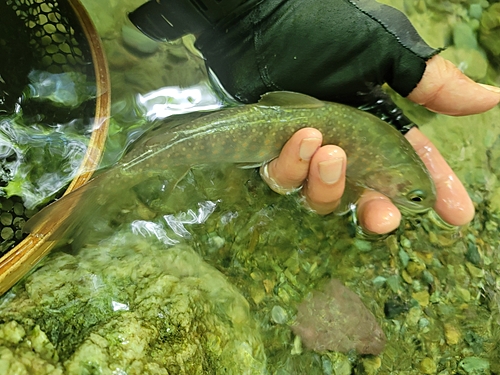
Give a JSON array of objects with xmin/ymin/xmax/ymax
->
[{"xmin": 25, "ymin": 91, "xmax": 435, "ymax": 237}]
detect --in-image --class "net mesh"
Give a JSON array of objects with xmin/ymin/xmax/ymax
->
[
  {"xmin": 0, "ymin": 0, "xmax": 97, "ymax": 254},
  {"xmin": 8, "ymin": 0, "xmax": 91, "ymax": 70}
]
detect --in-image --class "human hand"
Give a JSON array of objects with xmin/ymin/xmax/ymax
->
[{"xmin": 261, "ymin": 55, "xmax": 500, "ymax": 234}]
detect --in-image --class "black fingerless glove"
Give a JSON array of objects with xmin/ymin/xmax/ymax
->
[
  {"xmin": 130, "ymin": 0, "xmax": 440, "ymax": 132},
  {"xmin": 195, "ymin": 0, "xmax": 440, "ymax": 107}
]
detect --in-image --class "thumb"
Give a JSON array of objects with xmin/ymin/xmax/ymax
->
[{"xmin": 407, "ymin": 55, "xmax": 500, "ymax": 116}]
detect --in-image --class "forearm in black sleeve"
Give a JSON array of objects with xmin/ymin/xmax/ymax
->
[{"xmin": 195, "ymin": 0, "xmax": 440, "ymax": 106}]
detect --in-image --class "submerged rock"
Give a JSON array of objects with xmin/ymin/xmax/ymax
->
[{"xmin": 291, "ymin": 279, "xmax": 386, "ymax": 355}]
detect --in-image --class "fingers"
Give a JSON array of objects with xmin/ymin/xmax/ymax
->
[
  {"xmin": 301, "ymin": 145, "xmax": 346, "ymax": 214},
  {"xmin": 260, "ymin": 128, "xmax": 322, "ymax": 193},
  {"xmin": 405, "ymin": 127, "xmax": 475, "ymax": 226},
  {"xmin": 263, "ymin": 129, "xmax": 402, "ymax": 234},
  {"xmin": 356, "ymin": 191, "xmax": 401, "ymax": 234},
  {"xmin": 407, "ymin": 55, "xmax": 500, "ymax": 115}
]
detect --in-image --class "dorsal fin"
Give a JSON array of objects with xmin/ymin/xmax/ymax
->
[{"xmin": 258, "ymin": 91, "xmax": 324, "ymax": 108}]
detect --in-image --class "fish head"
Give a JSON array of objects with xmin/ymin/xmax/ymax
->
[
  {"xmin": 362, "ymin": 162, "xmax": 436, "ymax": 214},
  {"xmin": 394, "ymin": 163, "xmax": 437, "ymax": 213}
]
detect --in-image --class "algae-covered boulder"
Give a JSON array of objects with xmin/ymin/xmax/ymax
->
[{"xmin": 0, "ymin": 232, "xmax": 266, "ymax": 375}]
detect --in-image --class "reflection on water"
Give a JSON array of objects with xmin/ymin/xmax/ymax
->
[{"xmin": 0, "ymin": 0, "xmax": 499, "ymax": 374}]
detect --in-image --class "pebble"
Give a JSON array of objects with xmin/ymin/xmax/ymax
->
[
  {"xmin": 412, "ymin": 290, "xmax": 430, "ymax": 307},
  {"xmin": 406, "ymin": 306, "xmax": 422, "ymax": 327},
  {"xmin": 400, "ymin": 237, "xmax": 412, "ymax": 249},
  {"xmin": 469, "ymin": 4, "xmax": 483, "ymax": 20},
  {"xmin": 407, "ymin": 260, "xmax": 426, "ymax": 277},
  {"xmin": 456, "ymin": 286, "xmax": 471, "ymax": 302},
  {"xmin": 399, "ymin": 248, "xmax": 410, "ymax": 267},
  {"xmin": 401, "ymin": 269, "xmax": 413, "ymax": 285},
  {"xmin": 361, "ymin": 356, "xmax": 381, "ymax": 375},
  {"xmin": 418, "ymin": 317, "xmax": 430, "ymax": 329},
  {"xmin": 453, "ymin": 22, "xmax": 478, "ymax": 49},
  {"xmin": 444, "ymin": 323, "xmax": 461, "ymax": 345},
  {"xmin": 419, "ymin": 357, "xmax": 437, "ymax": 374},
  {"xmin": 270, "ymin": 305, "xmax": 288, "ymax": 324},
  {"xmin": 328, "ymin": 353, "xmax": 351, "ymax": 375},
  {"xmin": 459, "ymin": 357, "xmax": 490, "ymax": 373},
  {"xmin": 354, "ymin": 239, "xmax": 372, "ymax": 252},
  {"xmin": 466, "ymin": 262, "xmax": 485, "ymax": 278}
]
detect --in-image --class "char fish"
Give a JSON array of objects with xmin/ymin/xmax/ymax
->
[{"xmin": 25, "ymin": 91, "xmax": 435, "ymax": 237}]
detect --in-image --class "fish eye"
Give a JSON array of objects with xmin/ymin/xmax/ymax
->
[{"xmin": 407, "ymin": 189, "xmax": 426, "ymax": 202}]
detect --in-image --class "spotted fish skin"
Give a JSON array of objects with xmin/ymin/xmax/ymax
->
[
  {"xmin": 120, "ymin": 91, "xmax": 435, "ymax": 211},
  {"xmin": 25, "ymin": 91, "xmax": 435, "ymax": 236}
]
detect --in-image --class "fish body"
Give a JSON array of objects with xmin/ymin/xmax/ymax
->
[{"xmin": 26, "ymin": 91, "xmax": 435, "ymax": 236}]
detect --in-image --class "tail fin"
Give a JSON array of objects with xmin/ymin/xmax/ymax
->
[{"xmin": 23, "ymin": 172, "xmax": 109, "ymax": 242}]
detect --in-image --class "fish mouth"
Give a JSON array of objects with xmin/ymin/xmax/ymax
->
[
  {"xmin": 397, "ymin": 200, "xmax": 434, "ymax": 215},
  {"xmin": 393, "ymin": 191, "xmax": 436, "ymax": 215}
]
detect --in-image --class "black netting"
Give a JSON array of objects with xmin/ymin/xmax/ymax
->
[
  {"xmin": 1, "ymin": 0, "xmax": 95, "ymax": 113},
  {"xmin": 0, "ymin": 0, "xmax": 98, "ymax": 255},
  {"xmin": 7, "ymin": 0, "xmax": 92, "ymax": 71}
]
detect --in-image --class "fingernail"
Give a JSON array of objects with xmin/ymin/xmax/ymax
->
[
  {"xmin": 319, "ymin": 157, "xmax": 344, "ymax": 184},
  {"xmin": 299, "ymin": 138, "xmax": 321, "ymax": 161},
  {"xmin": 479, "ymin": 83, "xmax": 500, "ymax": 94}
]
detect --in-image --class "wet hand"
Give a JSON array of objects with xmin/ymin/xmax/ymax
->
[
  {"xmin": 261, "ymin": 55, "xmax": 500, "ymax": 234},
  {"xmin": 260, "ymin": 128, "xmax": 402, "ymax": 235}
]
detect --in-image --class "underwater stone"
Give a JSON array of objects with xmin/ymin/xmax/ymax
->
[
  {"xmin": 353, "ymin": 239, "xmax": 371, "ymax": 252},
  {"xmin": 328, "ymin": 353, "xmax": 351, "ymax": 375},
  {"xmin": 459, "ymin": 357, "xmax": 490, "ymax": 373},
  {"xmin": 469, "ymin": 4, "xmax": 483, "ymax": 20},
  {"xmin": 406, "ymin": 260, "xmax": 426, "ymax": 277},
  {"xmin": 453, "ymin": 22, "xmax": 478, "ymax": 49},
  {"xmin": 383, "ymin": 296, "xmax": 409, "ymax": 319},
  {"xmin": 444, "ymin": 323, "xmax": 461, "ymax": 345},
  {"xmin": 412, "ymin": 290, "xmax": 430, "ymax": 307},
  {"xmin": 361, "ymin": 356, "xmax": 381, "ymax": 375},
  {"xmin": 419, "ymin": 357, "xmax": 437, "ymax": 374},
  {"xmin": 291, "ymin": 279, "xmax": 386, "ymax": 355},
  {"xmin": 466, "ymin": 262, "xmax": 485, "ymax": 278},
  {"xmin": 466, "ymin": 241, "xmax": 482, "ymax": 266},
  {"xmin": 271, "ymin": 305, "xmax": 288, "ymax": 325}
]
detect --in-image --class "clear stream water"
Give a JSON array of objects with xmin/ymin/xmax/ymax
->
[{"xmin": 0, "ymin": 0, "xmax": 500, "ymax": 374}]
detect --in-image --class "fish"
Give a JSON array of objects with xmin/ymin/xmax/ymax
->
[
  {"xmin": 292, "ymin": 278, "xmax": 386, "ymax": 355},
  {"xmin": 24, "ymin": 91, "xmax": 435, "ymax": 238}
]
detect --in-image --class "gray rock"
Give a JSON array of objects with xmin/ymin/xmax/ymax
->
[{"xmin": 291, "ymin": 279, "xmax": 386, "ymax": 355}]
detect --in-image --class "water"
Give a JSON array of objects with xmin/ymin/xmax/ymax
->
[{"xmin": 0, "ymin": 0, "xmax": 499, "ymax": 374}]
